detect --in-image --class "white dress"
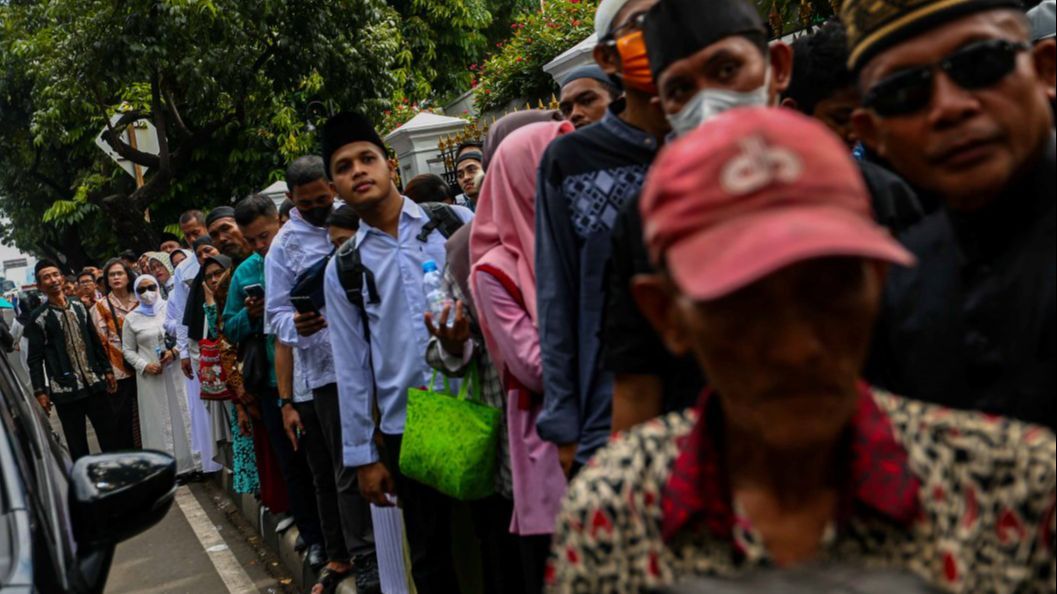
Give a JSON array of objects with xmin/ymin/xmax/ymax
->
[{"xmin": 122, "ymin": 302, "xmax": 195, "ymax": 474}]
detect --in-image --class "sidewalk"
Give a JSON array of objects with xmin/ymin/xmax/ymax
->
[{"xmin": 211, "ymin": 467, "xmax": 359, "ymax": 594}]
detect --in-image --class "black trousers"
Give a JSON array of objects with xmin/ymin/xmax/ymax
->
[
  {"xmin": 380, "ymin": 432, "xmax": 461, "ymax": 594},
  {"xmin": 518, "ymin": 534, "xmax": 552, "ymax": 594},
  {"xmin": 297, "ymin": 383, "xmax": 373, "ymax": 562},
  {"xmin": 55, "ymin": 389, "xmax": 117, "ymax": 461},
  {"xmin": 473, "ymin": 495, "xmax": 528, "ymax": 594},
  {"xmin": 256, "ymin": 386, "xmax": 325, "ymax": 548},
  {"xmin": 109, "ymin": 377, "xmax": 138, "ymax": 450}
]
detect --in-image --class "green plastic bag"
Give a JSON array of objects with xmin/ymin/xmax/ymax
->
[{"xmin": 399, "ymin": 363, "xmax": 501, "ymax": 501}]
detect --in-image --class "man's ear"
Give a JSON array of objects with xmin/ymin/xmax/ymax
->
[
  {"xmin": 1032, "ymin": 38, "xmax": 1056, "ymax": 101},
  {"xmin": 779, "ymin": 96, "xmax": 799, "ymax": 111},
  {"xmin": 768, "ymin": 42, "xmax": 794, "ymax": 100},
  {"xmin": 851, "ymin": 107, "xmax": 882, "ymax": 157},
  {"xmin": 631, "ymin": 273, "xmax": 692, "ymax": 356},
  {"xmin": 594, "ymin": 43, "xmax": 620, "ymax": 77}
]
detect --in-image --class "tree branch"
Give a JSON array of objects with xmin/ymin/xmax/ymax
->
[
  {"xmin": 162, "ymin": 83, "xmax": 192, "ymax": 139},
  {"xmin": 129, "ymin": 70, "xmax": 173, "ymax": 212},
  {"xmin": 28, "ymin": 146, "xmax": 69, "ymax": 197},
  {"xmin": 98, "ymin": 109, "xmax": 162, "ymax": 169}
]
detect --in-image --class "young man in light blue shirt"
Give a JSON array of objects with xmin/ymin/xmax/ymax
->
[
  {"xmin": 265, "ymin": 155, "xmax": 378, "ymax": 592},
  {"xmin": 321, "ymin": 112, "xmax": 471, "ymax": 594}
]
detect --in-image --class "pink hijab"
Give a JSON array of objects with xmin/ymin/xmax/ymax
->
[{"xmin": 469, "ymin": 120, "xmax": 574, "ymax": 327}]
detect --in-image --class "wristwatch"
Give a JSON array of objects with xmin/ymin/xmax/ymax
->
[{"xmin": 278, "ymin": 398, "xmax": 295, "ymax": 409}]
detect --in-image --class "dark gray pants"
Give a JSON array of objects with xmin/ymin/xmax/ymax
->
[{"xmin": 297, "ymin": 383, "xmax": 373, "ymax": 562}]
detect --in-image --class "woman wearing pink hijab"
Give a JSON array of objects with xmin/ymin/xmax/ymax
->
[{"xmin": 469, "ymin": 119, "xmax": 573, "ymax": 582}]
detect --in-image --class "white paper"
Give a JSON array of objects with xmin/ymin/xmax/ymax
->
[{"xmin": 370, "ymin": 495, "xmax": 412, "ymax": 594}]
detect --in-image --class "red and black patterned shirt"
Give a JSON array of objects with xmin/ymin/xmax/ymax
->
[{"xmin": 546, "ymin": 387, "xmax": 1056, "ymax": 593}]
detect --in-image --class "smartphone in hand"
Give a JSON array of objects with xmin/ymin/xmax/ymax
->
[
  {"xmin": 244, "ymin": 283, "xmax": 265, "ymax": 300},
  {"xmin": 291, "ymin": 295, "xmax": 320, "ymax": 316}
]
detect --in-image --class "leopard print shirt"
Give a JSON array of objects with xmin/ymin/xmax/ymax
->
[{"xmin": 546, "ymin": 390, "xmax": 1056, "ymax": 593}]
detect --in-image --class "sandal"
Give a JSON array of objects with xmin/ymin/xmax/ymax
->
[{"xmin": 311, "ymin": 566, "xmax": 351, "ymax": 594}]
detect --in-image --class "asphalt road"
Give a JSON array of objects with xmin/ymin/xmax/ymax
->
[
  {"xmin": 104, "ymin": 480, "xmax": 293, "ymax": 594},
  {"xmin": 46, "ymin": 399, "xmax": 296, "ymax": 594}
]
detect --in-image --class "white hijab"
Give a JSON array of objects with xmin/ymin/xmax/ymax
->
[{"xmin": 133, "ymin": 274, "xmax": 167, "ymax": 317}]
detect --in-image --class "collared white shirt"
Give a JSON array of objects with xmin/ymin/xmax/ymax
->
[{"xmin": 264, "ymin": 206, "xmax": 337, "ymax": 390}]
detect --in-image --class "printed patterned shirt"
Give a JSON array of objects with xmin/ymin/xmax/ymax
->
[{"xmin": 546, "ymin": 387, "xmax": 1056, "ymax": 593}]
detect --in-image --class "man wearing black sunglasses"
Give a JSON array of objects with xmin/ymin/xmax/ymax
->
[{"xmin": 842, "ymin": 0, "xmax": 1056, "ymax": 428}]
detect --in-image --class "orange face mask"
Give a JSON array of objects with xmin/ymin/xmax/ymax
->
[{"xmin": 615, "ymin": 30, "xmax": 658, "ymax": 95}]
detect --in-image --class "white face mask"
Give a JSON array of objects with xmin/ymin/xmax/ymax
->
[
  {"xmin": 140, "ymin": 290, "xmax": 159, "ymax": 306},
  {"xmin": 667, "ymin": 67, "xmax": 772, "ymax": 137}
]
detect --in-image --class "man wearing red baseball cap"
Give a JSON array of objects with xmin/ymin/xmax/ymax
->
[{"xmin": 544, "ymin": 108, "xmax": 1056, "ymax": 593}]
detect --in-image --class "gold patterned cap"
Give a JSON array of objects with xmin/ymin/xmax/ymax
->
[{"xmin": 841, "ymin": 0, "xmax": 1024, "ymax": 71}]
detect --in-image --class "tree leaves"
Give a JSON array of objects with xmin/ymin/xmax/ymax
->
[{"xmin": 0, "ymin": 0, "xmax": 401, "ymax": 267}]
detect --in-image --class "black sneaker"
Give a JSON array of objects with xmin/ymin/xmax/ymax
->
[
  {"xmin": 306, "ymin": 543, "xmax": 326, "ymax": 572},
  {"xmin": 352, "ymin": 552, "xmax": 381, "ymax": 594}
]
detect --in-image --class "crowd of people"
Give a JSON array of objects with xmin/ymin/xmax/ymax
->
[{"xmin": 17, "ymin": 0, "xmax": 1056, "ymax": 591}]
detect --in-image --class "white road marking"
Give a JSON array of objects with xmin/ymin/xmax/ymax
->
[{"xmin": 174, "ymin": 486, "xmax": 258, "ymax": 594}]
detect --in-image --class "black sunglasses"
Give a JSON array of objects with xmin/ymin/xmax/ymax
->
[
  {"xmin": 863, "ymin": 39, "xmax": 1029, "ymax": 117},
  {"xmin": 136, "ymin": 284, "xmax": 158, "ymax": 295}
]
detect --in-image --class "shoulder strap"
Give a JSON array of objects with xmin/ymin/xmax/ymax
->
[
  {"xmin": 415, "ymin": 202, "xmax": 465, "ymax": 242},
  {"xmin": 336, "ymin": 241, "xmax": 380, "ymax": 312},
  {"xmin": 334, "ymin": 241, "xmax": 382, "ymax": 424}
]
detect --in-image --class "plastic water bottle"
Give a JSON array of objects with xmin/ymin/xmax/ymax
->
[{"xmin": 422, "ymin": 260, "xmax": 454, "ymax": 327}]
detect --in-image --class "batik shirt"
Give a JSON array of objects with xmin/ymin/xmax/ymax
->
[
  {"xmin": 546, "ymin": 387, "xmax": 1056, "ymax": 593},
  {"xmin": 534, "ymin": 100, "xmax": 659, "ymax": 464}
]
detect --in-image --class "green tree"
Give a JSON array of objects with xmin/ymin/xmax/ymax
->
[
  {"xmin": 386, "ymin": 0, "xmax": 493, "ymax": 103},
  {"xmin": 0, "ymin": 0, "xmax": 402, "ymax": 269},
  {"xmin": 473, "ymin": 1, "xmax": 596, "ymax": 113}
]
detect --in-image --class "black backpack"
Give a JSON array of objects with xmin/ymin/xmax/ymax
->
[{"xmin": 335, "ymin": 202, "xmax": 464, "ymax": 316}]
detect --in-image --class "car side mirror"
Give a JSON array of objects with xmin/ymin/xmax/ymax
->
[{"xmin": 68, "ymin": 451, "xmax": 176, "ymax": 547}]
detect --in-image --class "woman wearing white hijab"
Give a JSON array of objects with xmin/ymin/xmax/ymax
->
[{"xmin": 122, "ymin": 274, "xmax": 195, "ymax": 475}]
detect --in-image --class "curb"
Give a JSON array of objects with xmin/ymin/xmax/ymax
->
[{"xmin": 212, "ymin": 469, "xmax": 358, "ymax": 593}]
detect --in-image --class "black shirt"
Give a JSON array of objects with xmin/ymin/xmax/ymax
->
[
  {"xmin": 866, "ymin": 134, "xmax": 1056, "ymax": 429},
  {"xmin": 600, "ymin": 155, "xmax": 925, "ymax": 414},
  {"xmin": 601, "ymin": 194, "xmax": 705, "ymax": 412}
]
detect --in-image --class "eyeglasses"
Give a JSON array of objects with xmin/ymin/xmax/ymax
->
[
  {"xmin": 136, "ymin": 285, "xmax": 158, "ymax": 295},
  {"xmin": 604, "ymin": 11, "xmax": 648, "ymax": 42},
  {"xmin": 863, "ymin": 39, "xmax": 1029, "ymax": 117}
]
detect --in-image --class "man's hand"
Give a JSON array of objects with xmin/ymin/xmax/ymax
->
[
  {"xmin": 558, "ymin": 442, "xmax": 578, "ymax": 478},
  {"xmin": 145, "ymin": 362, "xmax": 163, "ymax": 375},
  {"xmin": 159, "ymin": 349, "xmax": 175, "ymax": 366},
  {"xmin": 180, "ymin": 358, "xmax": 194, "ymax": 379},
  {"xmin": 35, "ymin": 392, "xmax": 52, "ymax": 415},
  {"xmin": 424, "ymin": 301, "xmax": 471, "ymax": 357},
  {"xmin": 281, "ymin": 402, "xmax": 304, "ymax": 450},
  {"xmin": 105, "ymin": 373, "xmax": 117, "ymax": 394},
  {"xmin": 235, "ymin": 404, "xmax": 253, "ymax": 437},
  {"xmin": 245, "ymin": 296, "xmax": 264, "ymax": 319},
  {"xmin": 358, "ymin": 462, "xmax": 395, "ymax": 507},
  {"xmin": 294, "ymin": 311, "xmax": 326, "ymax": 337}
]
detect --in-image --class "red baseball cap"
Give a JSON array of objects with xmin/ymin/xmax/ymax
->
[{"xmin": 640, "ymin": 107, "xmax": 914, "ymax": 301}]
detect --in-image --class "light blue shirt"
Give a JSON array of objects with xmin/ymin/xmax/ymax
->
[
  {"xmin": 165, "ymin": 255, "xmax": 200, "ymax": 359},
  {"xmin": 264, "ymin": 207, "xmax": 336, "ymax": 390},
  {"xmin": 324, "ymin": 197, "xmax": 473, "ymax": 467}
]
